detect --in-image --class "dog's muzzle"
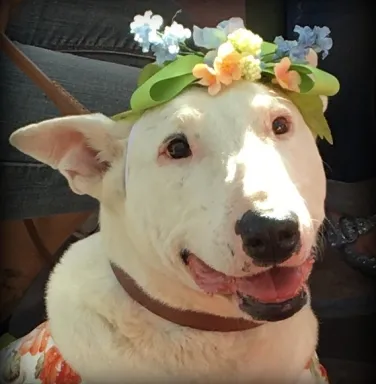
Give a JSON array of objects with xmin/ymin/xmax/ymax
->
[{"xmin": 235, "ymin": 210, "xmax": 301, "ymax": 267}]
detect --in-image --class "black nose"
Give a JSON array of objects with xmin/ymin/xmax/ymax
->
[{"xmin": 235, "ymin": 210, "xmax": 301, "ymax": 265}]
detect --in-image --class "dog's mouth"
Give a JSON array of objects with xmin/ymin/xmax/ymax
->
[{"xmin": 182, "ymin": 251, "xmax": 313, "ymax": 322}]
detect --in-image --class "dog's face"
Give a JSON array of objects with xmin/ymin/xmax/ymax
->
[
  {"xmin": 10, "ymin": 81, "xmax": 327, "ymax": 323},
  {"xmin": 124, "ymin": 82, "xmax": 326, "ymax": 321}
]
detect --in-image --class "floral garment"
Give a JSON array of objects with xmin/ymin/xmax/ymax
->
[
  {"xmin": 0, "ymin": 323, "xmax": 81, "ymax": 384},
  {"xmin": 0, "ymin": 321, "xmax": 329, "ymax": 384}
]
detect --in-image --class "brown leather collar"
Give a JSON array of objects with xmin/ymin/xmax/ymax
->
[{"xmin": 111, "ymin": 264, "xmax": 260, "ymax": 332}]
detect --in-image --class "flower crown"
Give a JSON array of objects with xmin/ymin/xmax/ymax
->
[{"xmin": 114, "ymin": 11, "xmax": 340, "ymax": 143}]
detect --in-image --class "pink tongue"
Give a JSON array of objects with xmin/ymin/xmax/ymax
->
[{"xmin": 187, "ymin": 256, "xmax": 313, "ymax": 303}]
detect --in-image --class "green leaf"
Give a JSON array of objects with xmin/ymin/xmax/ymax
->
[
  {"xmin": 298, "ymin": 73, "xmax": 315, "ymax": 93},
  {"xmin": 286, "ymin": 92, "xmax": 333, "ymax": 144},
  {"xmin": 261, "ymin": 62, "xmax": 276, "ymax": 76},
  {"xmin": 130, "ymin": 55, "xmax": 204, "ymax": 112},
  {"xmin": 290, "ymin": 64, "xmax": 340, "ymax": 96},
  {"xmin": 137, "ymin": 63, "xmax": 162, "ymax": 87},
  {"xmin": 111, "ymin": 109, "xmax": 142, "ymax": 123},
  {"xmin": 261, "ymin": 41, "xmax": 276, "ymax": 57},
  {"xmin": 261, "ymin": 68, "xmax": 275, "ymax": 76}
]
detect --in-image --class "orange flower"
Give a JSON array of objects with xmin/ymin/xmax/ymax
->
[
  {"xmin": 192, "ymin": 63, "xmax": 221, "ymax": 96},
  {"xmin": 19, "ymin": 322, "xmax": 51, "ymax": 356},
  {"xmin": 213, "ymin": 42, "xmax": 242, "ymax": 85},
  {"xmin": 273, "ymin": 57, "xmax": 301, "ymax": 92},
  {"xmin": 39, "ymin": 346, "xmax": 81, "ymax": 384},
  {"xmin": 192, "ymin": 42, "xmax": 243, "ymax": 95}
]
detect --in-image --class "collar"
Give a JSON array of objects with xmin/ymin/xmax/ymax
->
[{"xmin": 111, "ymin": 264, "xmax": 261, "ymax": 332}]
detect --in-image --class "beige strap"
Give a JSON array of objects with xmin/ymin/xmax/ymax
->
[{"xmin": 0, "ymin": 33, "xmax": 90, "ymax": 115}]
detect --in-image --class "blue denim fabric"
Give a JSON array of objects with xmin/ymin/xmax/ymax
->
[
  {"xmin": 1, "ymin": 0, "xmax": 193, "ymax": 220},
  {"xmin": 6, "ymin": 0, "xmax": 191, "ymax": 67},
  {"xmin": 0, "ymin": 44, "xmax": 140, "ymax": 220}
]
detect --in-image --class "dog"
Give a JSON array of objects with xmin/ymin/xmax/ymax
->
[{"xmin": 1, "ymin": 79, "xmax": 329, "ymax": 383}]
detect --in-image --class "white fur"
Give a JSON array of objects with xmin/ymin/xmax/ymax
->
[{"xmin": 10, "ymin": 81, "xmax": 328, "ymax": 383}]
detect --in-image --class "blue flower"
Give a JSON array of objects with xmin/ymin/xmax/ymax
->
[
  {"xmin": 274, "ymin": 36, "xmax": 297, "ymax": 57},
  {"xmin": 192, "ymin": 26, "xmax": 227, "ymax": 50},
  {"xmin": 293, "ymin": 25, "xmax": 316, "ymax": 47},
  {"xmin": 151, "ymin": 22, "xmax": 192, "ymax": 65},
  {"xmin": 151, "ymin": 38, "xmax": 177, "ymax": 66},
  {"xmin": 294, "ymin": 25, "xmax": 333, "ymax": 59},
  {"xmin": 313, "ymin": 26, "xmax": 333, "ymax": 59},
  {"xmin": 216, "ymin": 17, "xmax": 245, "ymax": 35},
  {"xmin": 289, "ymin": 44, "xmax": 309, "ymax": 63},
  {"xmin": 130, "ymin": 11, "xmax": 163, "ymax": 53},
  {"xmin": 192, "ymin": 17, "xmax": 244, "ymax": 50},
  {"xmin": 274, "ymin": 25, "xmax": 333, "ymax": 63},
  {"xmin": 273, "ymin": 36, "xmax": 307, "ymax": 63}
]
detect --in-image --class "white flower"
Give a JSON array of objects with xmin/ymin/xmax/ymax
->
[
  {"xmin": 130, "ymin": 10, "xmax": 163, "ymax": 32},
  {"xmin": 130, "ymin": 11, "xmax": 164, "ymax": 52}
]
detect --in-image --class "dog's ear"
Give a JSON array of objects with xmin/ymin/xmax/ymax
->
[{"xmin": 10, "ymin": 113, "xmax": 131, "ymax": 198}]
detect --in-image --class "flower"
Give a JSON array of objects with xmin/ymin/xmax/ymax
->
[
  {"xmin": 273, "ymin": 24, "xmax": 333, "ymax": 63},
  {"xmin": 203, "ymin": 50, "xmax": 217, "ymax": 67},
  {"xmin": 192, "ymin": 17, "xmax": 244, "ymax": 50},
  {"xmin": 167, "ymin": 21, "xmax": 192, "ymax": 41},
  {"xmin": 39, "ymin": 346, "xmax": 81, "ymax": 384},
  {"xmin": 305, "ymin": 48, "xmax": 318, "ymax": 67},
  {"xmin": 150, "ymin": 21, "xmax": 191, "ymax": 65},
  {"xmin": 192, "ymin": 25, "xmax": 226, "ymax": 50},
  {"xmin": 192, "ymin": 63, "xmax": 221, "ymax": 95},
  {"xmin": 216, "ymin": 17, "xmax": 245, "ymax": 35},
  {"xmin": 294, "ymin": 25, "xmax": 333, "ymax": 59},
  {"xmin": 289, "ymin": 44, "xmax": 310, "ymax": 63},
  {"xmin": 213, "ymin": 42, "xmax": 242, "ymax": 85},
  {"xmin": 130, "ymin": 11, "xmax": 163, "ymax": 53},
  {"xmin": 293, "ymin": 25, "xmax": 316, "ymax": 47},
  {"xmin": 273, "ymin": 57, "xmax": 301, "ymax": 92},
  {"xmin": 273, "ymin": 36, "xmax": 308, "ymax": 63},
  {"xmin": 228, "ymin": 28, "xmax": 263, "ymax": 55},
  {"xmin": 240, "ymin": 55, "xmax": 262, "ymax": 81},
  {"xmin": 313, "ymin": 26, "xmax": 333, "ymax": 59},
  {"xmin": 131, "ymin": 10, "xmax": 163, "ymax": 31},
  {"xmin": 19, "ymin": 322, "xmax": 51, "ymax": 357}
]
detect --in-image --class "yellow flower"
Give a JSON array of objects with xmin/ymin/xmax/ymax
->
[
  {"xmin": 240, "ymin": 55, "xmax": 262, "ymax": 81},
  {"xmin": 213, "ymin": 42, "xmax": 242, "ymax": 85},
  {"xmin": 192, "ymin": 63, "xmax": 221, "ymax": 96},
  {"xmin": 228, "ymin": 28, "xmax": 263, "ymax": 56}
]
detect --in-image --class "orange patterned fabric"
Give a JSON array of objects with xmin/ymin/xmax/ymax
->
[
  {"xmin": 0, "ymin": 322, "xmax": 81, "ymax": 384},
  {"xmin": 0, "ymin": 321, "xmax": 329, "ymax": 383}
]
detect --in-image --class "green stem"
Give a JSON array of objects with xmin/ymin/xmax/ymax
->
[
  {"xmin": 180, "ymin": 43, "xmax": 204, "ymax": 56},
  {"xmin": 180, "ymin": 48, "xmax": 204, "ymax": 57},
  {"xmin": 260, "ymin": 53, "xmax": 277, "ymax": 62}
]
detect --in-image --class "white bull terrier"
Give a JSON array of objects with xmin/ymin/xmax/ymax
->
[{"xmin": 0, "ymin": 13, "xmax": 340, "ymax": 384}]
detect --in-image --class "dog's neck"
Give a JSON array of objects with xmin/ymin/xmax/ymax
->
[{"xmin": 110, "ymin": 263, "xmax": 259, "ymax": 331}]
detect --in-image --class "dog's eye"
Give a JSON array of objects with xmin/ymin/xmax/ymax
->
[
  {"xmin": 272, "ymin": 116, "xmax": 290, "ymax": 135},
  {"xmin": 166, "ymin": 135, "xmax": 192, "ymax": 159}
]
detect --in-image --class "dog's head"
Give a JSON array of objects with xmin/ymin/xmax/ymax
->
[{"xmin": 10, "ymin": 79, "xmax": 328, "ymax": 323}]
